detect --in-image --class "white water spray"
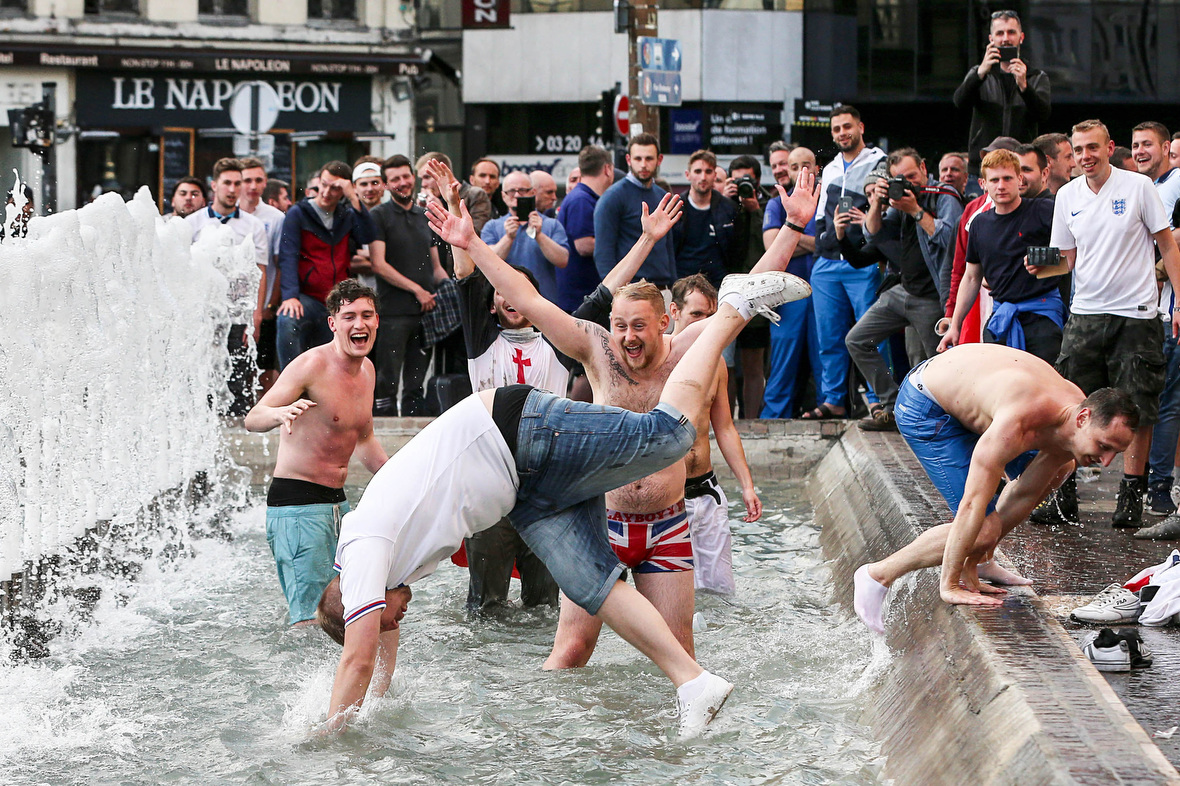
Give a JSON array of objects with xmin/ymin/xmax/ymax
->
[{"xmin": 0, "ymin": 176, "xmax": 258, "ymax": 585}]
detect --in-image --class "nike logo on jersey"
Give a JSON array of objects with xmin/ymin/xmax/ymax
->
[{"xmin": 1071, "ymin": 210, "xmax": 1084, "ymax": 216}]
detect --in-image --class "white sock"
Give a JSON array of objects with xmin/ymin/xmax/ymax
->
[
  {"xmin": 718, "ymin": 292, "xmax": 753, "ymax": 320},
  {"xmin": 677, "ymin": 670, "xmax": 713, "ymax": 703},
  {"xmin": 854, "ymin": 565, "xmax": 890, "ymax": 635}
]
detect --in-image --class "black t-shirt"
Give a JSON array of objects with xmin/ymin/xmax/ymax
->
[
  {"xmin": 371, "ymin": 200, "xmax": 434, "ymax": 316},
  {"xmin": 897, "ymin": 214, "xmax": 939, "ymax": 299},
  {"xmin": 675, "ymin": 201, "xmax": 727, "ymax": 285},
  {"xmin": 965, "ymin": 198, "xmax": 1057, "ymax": 304}
]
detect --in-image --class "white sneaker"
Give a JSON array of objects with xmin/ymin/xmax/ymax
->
[
  {"xmin": 1084, "ymin": 634, "xmax": 1131, "ymax": 672},
  {"xmin": 1069, "ymin": 583, "xmax": 1141, "ymax": 623},
  {"xmin": 717, "ymin": 272, "xmax": 811, "ymax": 324},
  {"xmin": 676, "ymin": 671, "xmax": 734, "ymax": 739}
]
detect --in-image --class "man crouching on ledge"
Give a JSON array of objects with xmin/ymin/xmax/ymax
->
[{"xmin": 854, "ymin": 343, "xmax": 1138, "ymax": 634}]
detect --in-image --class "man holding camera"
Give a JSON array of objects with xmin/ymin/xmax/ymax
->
[
  {"xmin": 938, "ymin": 149, "xmax": 1061, "ymax": 364},
  {"xmin": 481, "ymin": 170, "xmax": 570, "ymax": 304},
  {"xmin": 953, "ymin": 10, "xmax": 1051, "ymax": 173},
  {"xmin": 848, "ymin": 148, "xmax": 963, "ymax": 431}
]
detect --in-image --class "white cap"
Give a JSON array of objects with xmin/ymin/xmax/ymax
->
[{"xmin": 352, "ymin": 162, "xmax": 381, "ymax": 182}]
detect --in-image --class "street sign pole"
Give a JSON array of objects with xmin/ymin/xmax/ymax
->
[{"xmin": 626, "ymin": 0, "xmax": 658, "ymax": 140}]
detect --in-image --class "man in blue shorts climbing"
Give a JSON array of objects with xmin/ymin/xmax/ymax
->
[{"xmin": 853, "ymin": 343, "xmax": 1139, "ymax": 633}]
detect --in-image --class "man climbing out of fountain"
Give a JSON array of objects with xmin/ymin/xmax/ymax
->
[
  {"xmin": 852, "ymin": 344, "xmax": 1139, "ymax": 634},
  {"xmin": 314, "ymin": 182, "xmax": 816, "ymax": 738},
  {"xmin": 244, "ymin": 278, "xmax": 388, "ymax": 627}
]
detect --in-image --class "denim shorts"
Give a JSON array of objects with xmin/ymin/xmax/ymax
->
[
  {"xmin": 895, "ymin": 380, "xmax": 1034, "ymax": 516},
  {"xmin": 507, "ymin": 391, "xmax": 697, "ymax": 615},
  {"xmin": 266, "ymin": 500, "xmax": 349, "ymax": 624}
]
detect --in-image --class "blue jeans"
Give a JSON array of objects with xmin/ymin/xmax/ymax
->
[
  {"xmin": 507, "ymin": 392, "xmax": 697, "ymax": 614},
  {"xmin": 1149, "ymin": 337, "xmax": 1180, "ymax": 481},
  {"xmin": 809, "ymin": 257, "xmax": 881, "ymax": 407},
  {"xmin": 276, "ymin": 294, "xmax": 333, "ymax": 370},
  {"xmin": 761, "ymin": 296, "xmax": 822, "ymax": 418},
  {"xmin": 895, "ymin": 378, "xmax": 1034, "ymax": 516}
]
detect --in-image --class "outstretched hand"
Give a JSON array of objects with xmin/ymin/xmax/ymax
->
[
  {"xmin": 426, "ymin": 159, "xmax": 461, "ymax": 209},
  {"xmin": 641, "ymin": 192, "xmax": 683, "ymax": 241},
  {"xmin": 776, "ymin": 166, "xmax": 820, "ymax": 229},
  {"xmin": 278, "ymin": 398, "xmax": 316, "ymax": 434},
  {"xmin": 427, "ymin": 199, "xmax": 476, "ymax": 249}
]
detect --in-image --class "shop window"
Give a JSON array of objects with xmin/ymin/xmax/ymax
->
[
  {"xmin": 84, "ymin": 0, "xmax": 139, "ymax": 13},
  {"xmin": 308, "ymin": 0, "xmax": 357, "ymax": 20},
  {"xmin": 199, "ymin": 0, "xmax": 247, "ymax": 16},
  {"xmin": 0, "ymin": 0, "xmax": 27, "ymax": 13}
]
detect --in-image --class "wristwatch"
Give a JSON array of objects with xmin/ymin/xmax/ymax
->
[{"xmin": 911, "ymin": 208, "xmax": 925, "ymax": 221}]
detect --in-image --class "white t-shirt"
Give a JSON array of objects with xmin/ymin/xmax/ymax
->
[
  {"xmin": 469, "ymin": 329, "xmax": 570, "ymax": 395},
  {"xmin": 335, "ymin": 394, "xmax": 519, "ymax": 627},
  {"xmin": 185, "ymin": 206, "xmax": 268, "ymax": 269},
  {"xmin": 242, "ymin": 201, "xmax": 285, "ymax": 304},
  {"xmin": 1051, "ymin": 166, "xmax": 1170, "ymax": 319}
]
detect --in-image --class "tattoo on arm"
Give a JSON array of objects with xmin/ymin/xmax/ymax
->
[{"xmin": 577, "ymin": 320, "xmax": 638, "ymax": 387}]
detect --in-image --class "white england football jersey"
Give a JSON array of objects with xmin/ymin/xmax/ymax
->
[{"xmin": 1051, "ymin": 166, "xmax": 1170, "ymax": 319}]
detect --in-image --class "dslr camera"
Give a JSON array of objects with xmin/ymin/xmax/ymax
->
[
  {"xmin": 886, "ymin": 176, "xmax": 918, "ymax": 204},
  {"xmin": 732, "ymin": 175, "xmax": 758, "ymax": 200}
]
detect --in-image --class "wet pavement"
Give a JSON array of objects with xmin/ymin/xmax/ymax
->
[{"xmin": 995, "ymin": 459, "xmax": 1180, "ymax": 768}]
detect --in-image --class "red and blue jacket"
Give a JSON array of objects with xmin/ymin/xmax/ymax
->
[{"xmin": 278, "ymin": 199, "xmax": 377, "ymax": 304}]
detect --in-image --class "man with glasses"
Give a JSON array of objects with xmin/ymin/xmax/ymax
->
[
  {"xmin": 480, "ymin": 170, "xmax": 569, "ymax": 304},
  {"xmin": 953, "ymin": 10, "xmax": 1051, "ymax": 173}
]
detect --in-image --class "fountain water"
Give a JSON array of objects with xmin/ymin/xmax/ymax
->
[{"xmin": 0, "ymin": 178, "xmax": 258, "ymax": 655}]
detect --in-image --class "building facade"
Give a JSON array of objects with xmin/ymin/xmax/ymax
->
[{"xmin": 0, "ymin": 0, "xmax": 426, "ymax": 212}]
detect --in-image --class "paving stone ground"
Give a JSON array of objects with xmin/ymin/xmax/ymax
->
[{"xmin": 994, "ymin": 459, "xmax": 1180, "ymax": 768}]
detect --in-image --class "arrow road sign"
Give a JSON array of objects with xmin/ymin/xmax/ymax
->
[
  {"xmin": 637, "ymin": 37, "xmax": 682, "ymax": 72},
  {"xmin": 640, "ymin": 70, "xmax": 682, "ymax": 107}
]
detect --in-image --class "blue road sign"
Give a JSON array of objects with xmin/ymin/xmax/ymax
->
[
  {"xmin": 640, "ymin": 70, "xmax": 682, "ymax": 107},
  {"xmin": 637, "ymin": 37, "xmax": 682, "ymax": 72}
]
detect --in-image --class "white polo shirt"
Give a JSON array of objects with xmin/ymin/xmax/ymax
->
[
  {"xmin": 242, "ymin": 201, "xmax": 285, "ymax": 304},
  {"xmin": 334, "ymin": 394, "xmax": 519, "ymax": 627},
  {"xmin": 185, "ymin": 205, "xmax": 268, "ymax": 269},
  {"xmin": 1051, "ymin": 166, "xmax": 1170, "ymax": 319}
]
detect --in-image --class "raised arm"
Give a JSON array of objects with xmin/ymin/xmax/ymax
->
[
  {"xmin": 600, "ymin": 193, "xmax": 683, "ymax": 292},
  {"xmin": 749, "ymin": 168, "xmax": 819, "ymax": 274},
  {"xmin": 428, "ymin": 161, "xmax": 476, "ymax": 279},
  {"xmin": 428, "ymin": 200, "xmax": 599, "ymax": 362}
]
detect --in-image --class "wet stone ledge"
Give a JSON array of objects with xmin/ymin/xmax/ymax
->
[
  {"xmin": 813, "ymin": 427, "xmax": 1180, "ymax": 785},
  {"xmin": 222, "ymin": 417, "xmax": 849, "ymax": 485}
]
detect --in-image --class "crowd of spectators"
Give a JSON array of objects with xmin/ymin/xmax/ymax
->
[{"xmin": 164, "ymin": 6, "xmax": 1180, "ymax": 537}]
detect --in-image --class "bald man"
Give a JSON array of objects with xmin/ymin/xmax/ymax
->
[{"xmin": 480, "ymin": 170, "xmax": 569, "ymax": 303}]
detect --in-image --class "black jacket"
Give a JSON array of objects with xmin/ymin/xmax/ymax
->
[{"xmin": 953, "ymin": 65, "xmax": 1051, "ymax": 169}]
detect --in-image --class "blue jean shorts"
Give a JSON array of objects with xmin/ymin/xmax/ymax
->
[
  {"xmin": 507, "ymin": 391, "xmax": 697, "ymax": 615},
  {"xmin": 266, "ymin": 500, "xmax": 349, "ymax": 624},
  {"xmin": 895, "ymin": 380, "xmax": 1034, "ymax": 516}
]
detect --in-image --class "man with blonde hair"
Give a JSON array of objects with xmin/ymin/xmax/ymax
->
[{"xmin": 939, "ymin": 148, "xmax": 1061, "ymax": 364}]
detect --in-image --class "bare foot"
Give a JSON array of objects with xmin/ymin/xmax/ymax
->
[{"xmin": 977, "ymin": 560, "xmax": 1033, "ymax": 586}]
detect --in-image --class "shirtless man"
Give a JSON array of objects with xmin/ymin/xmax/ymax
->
[
  {"xmin": 668, "ymin": 274, "xmax": 761, "ymax": 595},
  {"xmin": 245, "ymin": 279, "xmax": 389, "ymax": 626},
  {"xmin": 431, "ymin": 171, "xmax": 812, "ymax": 667},
  {"xmin": 318, "ymin": 201, "xmax": 811, "ymax": 737},
  {"xmin": 853, "ymin": 343, "xmax": 1139, "ymax": 634}
]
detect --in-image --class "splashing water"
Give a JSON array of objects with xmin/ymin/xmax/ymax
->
[
  {"xmin": 0, "ymin": 483, "xmax": 889, "ymax": 785},
  {"xmin": 0, "ymin": 179, "xmax": 258, "ymax": 620}
]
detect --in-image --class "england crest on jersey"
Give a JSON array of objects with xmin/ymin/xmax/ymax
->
[{"xmin": 1112, "ymin": 198, "xmax": 1126, "ymax": 215}]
